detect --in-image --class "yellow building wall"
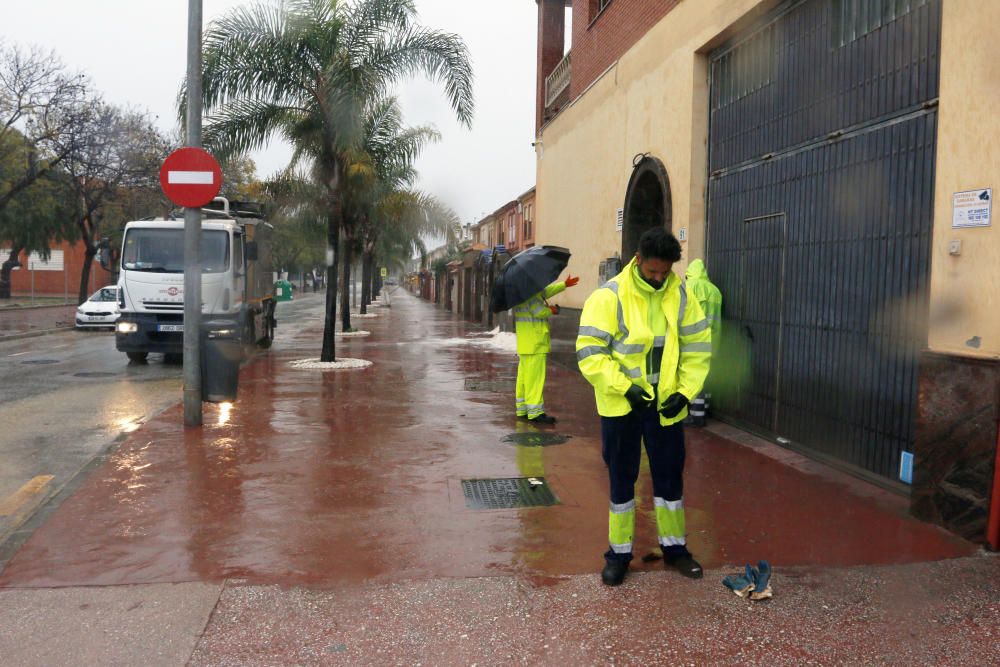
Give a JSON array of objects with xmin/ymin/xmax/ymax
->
[
  {"xmin": 535, "ymin": 0, "xmax": 768, "ymax": 309},
  {"xmin": 928, "ymin": 0, "xmax": 1000, "ymax": 359},
  {"xmin": 537, "ymin": 0, "xmax": 999, "ymax": 359}
]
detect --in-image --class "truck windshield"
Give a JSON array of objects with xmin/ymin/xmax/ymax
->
[{"xmin": 121, "ymin": 229, "xmax": 229, "ymax": 273}]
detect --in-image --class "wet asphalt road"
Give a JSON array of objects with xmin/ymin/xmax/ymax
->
[{"xmin": 0, "ymin": 295, "xmax": 318, "ymax": 559}]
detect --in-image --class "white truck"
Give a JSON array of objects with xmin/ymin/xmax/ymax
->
[{"xmin": 114, "ymin": 198, "xmax": 276, "ymax": 363}]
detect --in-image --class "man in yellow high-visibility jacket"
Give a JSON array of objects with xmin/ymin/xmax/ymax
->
[
  {"xmin": 576, "ymin": 228, "xmax": 712, "ymax": 586},
  {"xmin": 514, "ymin": 275, "xmax": 579, "ymax": 424}
]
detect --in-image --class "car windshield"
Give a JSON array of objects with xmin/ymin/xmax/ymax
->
[
  {"xmin": 89, "ymin": 287, "xmax": 117, "ymax": 302},
  {"xmin": 121, "ymin": 228, "xmax": 229, "ymax": 273}
]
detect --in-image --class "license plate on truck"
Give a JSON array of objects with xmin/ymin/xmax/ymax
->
[{"xmin": 158, "ymin": 324, "xmax": 183, "ymax": 332}]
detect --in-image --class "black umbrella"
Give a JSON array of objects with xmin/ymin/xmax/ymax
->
[{"xmin": 490, "ymin": 245, "xmax": 571, "ymax": 313}]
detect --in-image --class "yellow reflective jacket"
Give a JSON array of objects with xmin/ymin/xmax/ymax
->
[
  {"xmin": 513, "ymin": 281, "xmax": 566, "ymax": 355},
  {"xmin": 685, "ymin": 259, "xmax": 722, "ymax": 355},
  {"xmin": 576, "ymin": 258, "xmax": 712, "ymax": 424}
]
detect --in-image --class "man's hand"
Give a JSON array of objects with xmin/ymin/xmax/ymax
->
[
  {"xmin": 565, "ymin": 275, "xmax": 579, "ymax": 287},
  {"xmin": 658, "ymin": 393, "xmax": 689, "ymax": 419},
  {"xmin": 549, "ymin": 304, "xmax": 561, "ymax": 315},
  {"xmin": 624, "ymin": 384, "xmax": 654, "ymax": 412}
]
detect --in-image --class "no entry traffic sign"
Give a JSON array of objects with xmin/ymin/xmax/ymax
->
[{"xmin": 159, "ymin": 147, "xmax": 223, "ymax": 208}]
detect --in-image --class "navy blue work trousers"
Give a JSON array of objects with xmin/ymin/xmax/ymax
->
[{"xmin": 601, "ymin": 405, "xmax": 688, "ymax": 562}]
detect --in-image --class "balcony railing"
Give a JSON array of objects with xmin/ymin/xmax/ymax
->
[{"xmin": 544, "ymin": 51, "xmax": 571, "ymax": 109}]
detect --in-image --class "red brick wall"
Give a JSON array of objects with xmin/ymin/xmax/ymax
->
[
  {"xmin": 569, "ymin": 0, "xmax": 681, "ymax": 99},
  {"xmin": 8, "ymin": 239, "xmax": 114, "ymax": 298},
  {"xmin": 536, "ymin": 0, "xmax": 567, "ymax": 131}
]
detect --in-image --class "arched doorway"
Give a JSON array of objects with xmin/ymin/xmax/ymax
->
[{"xmin": 621, "ymin": 155, "xmax": 672, "ymax": 260}]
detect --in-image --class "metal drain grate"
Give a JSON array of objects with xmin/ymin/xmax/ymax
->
[
  {"xmin": 73, "ymin": 372, "xmax": 117, "ymax": 378},
  {"xmin": 21, "ymin": 359, "xmax": 59, "ymax": 365},
  {"xmin": 502, "ymin": 432, "xmax": 570, "ymax": 447},
  {"xmin": 464, "ymin": 378, "xmax": 516, "ymax": 392},
  {"xmin": 461, "ymin": 477, "xmax": 559, "ymax": 509}
]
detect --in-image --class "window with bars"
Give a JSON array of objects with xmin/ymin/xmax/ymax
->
[
  {"xmin": 832, "ymin": 0, "xmax": 928, "ymax": 47},
  {"xmin": 589, "ymin": 0, "xmax": 612, "ymax": 22},
  {"xmin": 713, "ymin": 23, "xmax": 775, "ymax": 110}
]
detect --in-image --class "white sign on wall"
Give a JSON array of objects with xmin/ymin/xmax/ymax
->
[
  {"xmin": 952, "ymin": 188, "xmax": 992, "ymax": 228},
  {"xmin": 615, "ymin": 208, "xmax": 624, "ymax": 232}
]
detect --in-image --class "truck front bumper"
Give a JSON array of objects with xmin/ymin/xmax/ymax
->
[{"xmin": 115, "ymin": 312, "xmax": 184, "ymax": 355}]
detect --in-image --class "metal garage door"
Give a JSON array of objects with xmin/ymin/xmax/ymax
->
[{"xmin": 705, "ymin": 0, "xmax": 941, "ymax": 481}]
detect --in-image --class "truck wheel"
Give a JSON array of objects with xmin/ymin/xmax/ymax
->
[
  {"xmin": 126, "ymin": 351, "xmax": 148, "ymax": 363},
  {"xmin": 258, "ymin": 304, "xmax": 275, "ymax": 349},
  {"xmin": 242, "ymin": 318, "xmax": 256, "ymax": 356}
]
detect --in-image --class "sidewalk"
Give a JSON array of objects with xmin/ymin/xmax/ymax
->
[
  {"xmin": 0, "ymin": 289, "xmax": 996, "ymax": 666},
  {"xmin": 0, "ymin": 303, "xmax": 76, "ymax": 339}
]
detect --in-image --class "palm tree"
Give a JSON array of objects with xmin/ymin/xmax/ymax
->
[
  {"xmin": 198, "ymin": 0, "xmax": 473, "ymax": 361},
  {"xmin": 342, "ymin": 96, "xmax": 440, "ymax": 323}
]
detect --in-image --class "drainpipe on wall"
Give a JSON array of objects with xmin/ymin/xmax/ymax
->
[{"xmin": 987, "ymin": 423, "xmax": 1000, "ymax": 551}]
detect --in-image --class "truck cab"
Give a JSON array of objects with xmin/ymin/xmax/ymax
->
[{"xmin": 114, "ymin": 198, "xmax": 275, "ymax": 363}]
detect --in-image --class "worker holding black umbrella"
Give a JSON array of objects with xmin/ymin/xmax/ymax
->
[{"xmin": 491, "ymin": 246, "xmax": 578, "ymax": 424}]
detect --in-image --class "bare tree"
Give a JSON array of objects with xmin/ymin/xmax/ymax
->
[
  {"xmin": 61, "ymin": 102, "xmax": 169, "ymax": 303},
  {"xmin": 0, "ymin": 42, "xmax": 89, "ymax": 212}
]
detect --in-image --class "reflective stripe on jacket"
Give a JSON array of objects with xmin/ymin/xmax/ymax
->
[
  {"xmin": 684, "ymin": 259, "xmax": 722, "ymax": 355},
  {"xmin": 513, "ymin": 281, "xmax": 566, "ymax": 355},
  {"xmin": 575, "ymin": 258, "xmax": 711, "ymax": 424}
]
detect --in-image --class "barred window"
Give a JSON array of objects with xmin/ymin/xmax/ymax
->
[{"xmin": 832, "ymin": 0, "xmax": 928, "ymax": 47}]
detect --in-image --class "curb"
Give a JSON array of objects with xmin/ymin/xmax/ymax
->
[
  {"xmin": 0, "ymin": 303, "xmax": 77, "ymax": 311},
  {"xmin": 0, "ymin": 326, "xmax": 76, "ymax": 342}
]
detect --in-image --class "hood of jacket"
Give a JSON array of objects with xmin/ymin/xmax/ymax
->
[{"xmin": 685, "ymin": 258, "xmax": 708, "ymax": 282}]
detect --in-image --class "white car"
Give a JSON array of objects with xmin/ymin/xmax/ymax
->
[{"xmin": 76, "ymin": 286, "xmax": 121, "ymax": 329}]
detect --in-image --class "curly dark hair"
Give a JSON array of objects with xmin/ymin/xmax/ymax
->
[{"xmin": 637, "ymin": 228, "xmax": 682, "ymax": 262}]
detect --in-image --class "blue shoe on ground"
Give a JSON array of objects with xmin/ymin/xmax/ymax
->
[
  {"xmin": 722, "ymin": 572, "xmax": 754, "ymax": 597},
  {"xmin": 750, "ymin": 560, "xmax": 773, "ymax": 600}
]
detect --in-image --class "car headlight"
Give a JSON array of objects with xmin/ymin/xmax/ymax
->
[
  {"xmin": 77, "ymin": 308, "xmax": 85, "ymax": 314},
  {"xmin": 116, "ymin": 321, "xmax": 138, "ymax": 334}
]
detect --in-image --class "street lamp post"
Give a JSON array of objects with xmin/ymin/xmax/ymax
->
[{"xmin": 183, "ymin": 0, "xmax": 203, "ymax": 426}]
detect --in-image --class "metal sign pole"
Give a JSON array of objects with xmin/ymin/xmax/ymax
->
[{"xmin": 183, "ymin": 0, "xmax": 204, "ymax": 426}]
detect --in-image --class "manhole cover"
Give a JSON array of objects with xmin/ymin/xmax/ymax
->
[
  {"xmin": 73, "ymin": 372, "xmax": 117, "ymax": 378},
  {"xmin": 464, "ymin": 378, "xmax": 516, "ymax": 392},
  {"xmin": 502, "ymin": 432, "xmax": 570, "ymax": 447},
  {"xmin": 21, "ymin": 359, "xmax": 59, "ymax": 365},
  {"xmin": 461, "ymin": 477, "xmax": 559, "ymax": 509}
]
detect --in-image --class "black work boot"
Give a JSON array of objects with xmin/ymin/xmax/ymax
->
[
  {"xmin": 601, "ymin": 559, "xmax": 629, "ymax": 586},
  {"xmin": 528, "ymin": 413, "xmax": 556, "ymax": 425},
  {"xmin": 664, "ymin": 553, "xmax": 704, "ymax": 579}
]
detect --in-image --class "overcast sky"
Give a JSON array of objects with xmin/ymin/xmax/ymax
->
[{"xmin": 3, "ymin": 0, "xmax": 540, "ymax": 232}]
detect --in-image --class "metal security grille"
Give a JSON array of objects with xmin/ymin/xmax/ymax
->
[
  {"xmin": 461, "ymin": 478, "xmax": 559, "ymax": 509},
  {"xmin": 705, "ymin": 0, "xmax": 941, "ymax": 480},
  {"xmin": 502, "ymin": 432, "xmax": 569, "ymax": 447},
  {"xmin": 464, "ymin": 378, "xmax": 516, "ymax": 392}
]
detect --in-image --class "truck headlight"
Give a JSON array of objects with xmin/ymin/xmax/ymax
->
[{"xmin": 116, "ymin": 321, "xmax": 138, "ymax": 334}]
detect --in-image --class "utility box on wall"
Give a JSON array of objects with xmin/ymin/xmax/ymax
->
[{"xmin": 598, "ymin": 256, "xmax": 622, "ymax": 284}]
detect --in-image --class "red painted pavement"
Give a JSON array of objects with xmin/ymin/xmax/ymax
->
[{"xmin": 0, "ymin": 291, "xmax": 975, "ymax": 588}]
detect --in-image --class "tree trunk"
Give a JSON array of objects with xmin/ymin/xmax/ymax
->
[
  {"xmin": 77, "ymin": 214, "xmax": 96, "ymax": 305},
  {"xmin": 78, "ymin": 248, "xmax": 96, "ymax": 305},
  {"xmin": 360, "ymin": 248, "xmax": 372, "ymax": 315},
  {"xmin": 320, "ymin": 222, "xmax": 340, "ymax": 362},
  {"xmin": 340, "ymin": 234, "xmax": 353, "ymax": 334},
  {"xmin": 0, "ymin": 244, "xmax": 24, "ymax": 300}
]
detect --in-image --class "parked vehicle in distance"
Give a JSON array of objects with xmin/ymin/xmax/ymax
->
[{"xmin": 76, "ymin": 287, "xmax": 120, "ymax": 329}]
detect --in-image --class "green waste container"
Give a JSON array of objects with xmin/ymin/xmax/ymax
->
[
  {"xmin": 274, "ymin": 279, "xmax": 294, "ymax": 302},
  {"xmin": 201, "ymin": 318, "xmax": 243, "ymax": 403}
]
